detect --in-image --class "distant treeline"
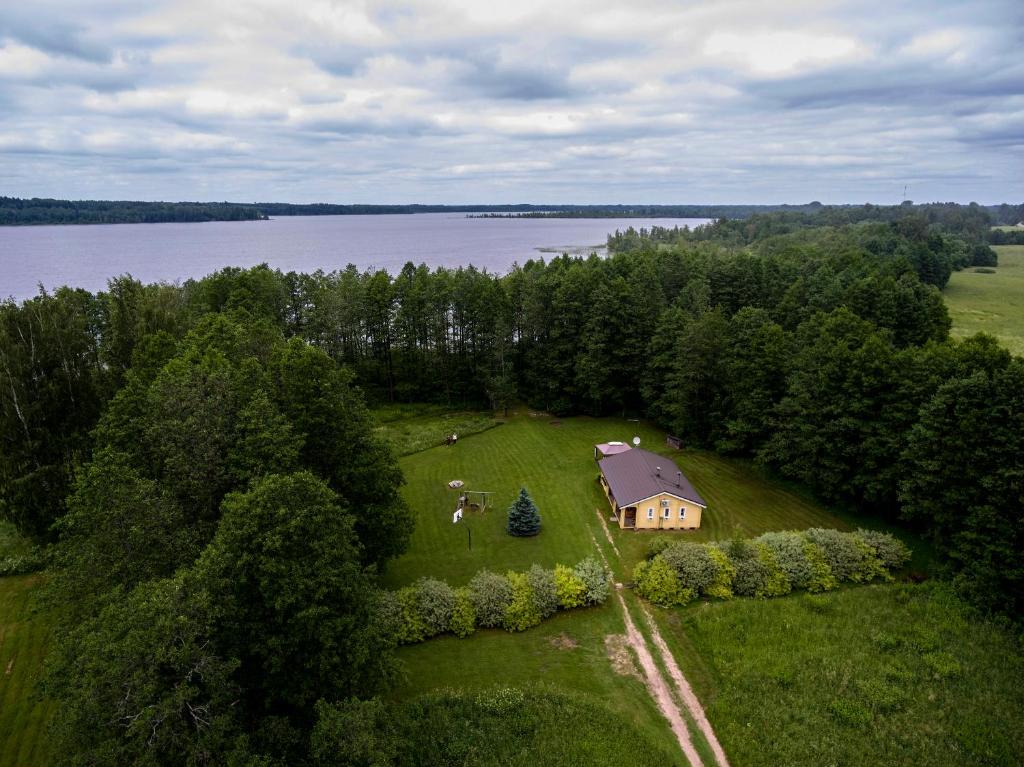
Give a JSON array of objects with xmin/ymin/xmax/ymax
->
[
  {"xmin": 0, "ymin": 197, "xmax": 265, "ymax": 225},
  {"xmin": 4, "ymin": 196, "xmax": 1022, "ymax": 227}
]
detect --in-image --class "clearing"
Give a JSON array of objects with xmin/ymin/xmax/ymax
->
[{"xmin": 944, "ymin": 245, "xmax": 1024, "ymax": 356}]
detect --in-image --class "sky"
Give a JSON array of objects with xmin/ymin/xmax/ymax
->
[{"xmin": 0, "ymin": 0, "xmax": 1021, "ymax": 204}]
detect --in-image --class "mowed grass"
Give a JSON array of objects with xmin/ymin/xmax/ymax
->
[
  {"xmin": 394, "ymin": 601, "xmax": 683, "ymax": 762},
  {"xmin": 0, "ymin": 576, "xmax": 55, "ymax": 767},
  {"xmin": 383, "ymin": 412, "xmax": 849, "ymax": 586},
  {"xmin": 945, "ymin": 245, "xmax": 1024, "ymax": 355},
  {"xmin": 661, "ymin": 583, "xmax": 1024, "ymax": 767}
]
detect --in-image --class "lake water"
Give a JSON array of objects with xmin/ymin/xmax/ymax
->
[{"xmin": 0, "ymin": 213, "xmax": 709, "ymax": 301}]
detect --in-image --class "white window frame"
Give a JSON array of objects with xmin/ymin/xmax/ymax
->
[
  {"xmin": 663, "ymin": 507, "xmax": 671, "ymax": 519},
  {"xmin": 679, "ymin": 507, "xmax": 686, "ymax": 520},
  {"xmin": 647, "ymin": 508, "xmax": 654, "ymax": 520}
]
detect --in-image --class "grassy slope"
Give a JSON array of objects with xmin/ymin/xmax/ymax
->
[
  {"xmin": 383, "ymin": 411, "xmax": 849, "ymax": 588},
  {"xmin": 944, "ymin": 245, "xmax": 1024, "ymax": 355},
  {"xmin": 395, "ymin": 601, "xmax": 684, "ymax": 761},
  {"xmin": 0, "ymin": 576, "xmax": 55, "ymax": 767},
  {"xmin": 661, "ymin": 584, "xmax": 1024, "ymax": 767}
]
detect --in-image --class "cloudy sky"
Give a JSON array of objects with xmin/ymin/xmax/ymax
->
[{"xmin": 0, "ymin": 0, "xmax": 1021, "ymax": 204}]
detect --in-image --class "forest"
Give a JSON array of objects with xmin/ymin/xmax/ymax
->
[{"xmin": 0, "ymin": 203, "xmax": 1021, "ymax": 763}]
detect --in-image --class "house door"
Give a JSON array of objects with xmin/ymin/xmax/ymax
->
[{"xmin": 624, "ymin": 507, "xmax": 636, "ymax": 528}]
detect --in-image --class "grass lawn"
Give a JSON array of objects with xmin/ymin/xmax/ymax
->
[
  {"xmin": 394, "ymin": 600, "xmax": 684, "ymax": 762},
  {"xmin": 0, "ymin": 575, "xmax": 55, "ymax": 767},
  {"xmin": 944, "ymin": 245, "xmax": 1024, "ymax": 355},
  {"xmin": 659, "ymin": 583, "xmax": 1024, "ymax": 767},
  {"xmin": 371, "ymin": 403, "xmax": 499, "ymax": 456},
  {"xmin": 383, "ymin": 411, "xmax": 851, "ymax": 587}
]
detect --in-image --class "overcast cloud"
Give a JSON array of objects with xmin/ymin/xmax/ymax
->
[{"xmin": 0, "ymin": 0, "xmax": 1021, "ymax": 203}]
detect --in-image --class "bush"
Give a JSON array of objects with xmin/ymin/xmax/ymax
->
[
  {"xmin": 507, "ymin": 487, "xmax": 541, "ymax": 537},
  {"xmin": 855, "ymin": 529, "xmax": 911, "ymax": 571},
  {"xmin": 469, "ymin": 570, "xmax": 513, "ymax": 629},
  {"xmin": 527, "ymin": 564, "xmax": 559, "ymax": 619},
  {"xmin": 554, "ymin": 564, "xmax": 587, "ymax": 609},
  {"xmin": 504, "ymin": 571, "xmax": 541, "ymax": 632},
  {"xmin": 756, "ymin": 542, "xmax": 791, "ymax": 597},
  {"xmin": 660, "ymin": 542, "xmax": 717, "ymax": 594},
  {"xmin": 450, "ymin": 587, "xmax": 476, "ymax": 638},
  {"xmin": 804, "ymin": 540, "xmax": 839, "ymax": 592},
  {"xmin": 373, "ymin": 589, "xmax": 404, "ymax": 639},
  {"xmin": 805, "ymin": 528, "xmax": 866, "ymax": 582},
  {"xmin": 396, "ymin": 586, "xmax": 427, "ymax": 644},
  {"xmin": 705, "ymin": 545, "xmax": 735, "ymax": 599},
  {"xmin": 0, "ymin": 550, "xmax": 45, "ymax": 576},
  {"xmin": 416, "ymin": 577, "xmax": 456, "ymax": 637},
  {"xmin": 757, "ymin": 531, "xmax": 813, "ymax": 589},
  {"xmin": 634, "ymin": 558, "xmax": 694, "ymax": 607},
  {"xmin": 573, "ymin": 557, "xmax": 609, "ymax": 605},
  {"xmin": 646, "ymin": 536, "xmax": 673, "ymax": 560},
  {"xmin": 722, "ymin": 539, "xmax": 768, "ymax": 597}
]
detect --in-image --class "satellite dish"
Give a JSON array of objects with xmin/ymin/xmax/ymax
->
[{"xmin": 632, "ymin": 436, "xmax": 641, "ymax": 446}]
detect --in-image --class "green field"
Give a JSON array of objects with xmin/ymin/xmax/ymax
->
[
  {"xmin": 0, "ymin": 576, "xmax": 55, "ymax": 767},
  {"xmin": 383, "ymin": 411, "xmax": 850, "ymax": 587},
  {"xmin": 661, "ymin": 583, "xmax": 1024, "ymax": 766},
  {"xmin": 945, "ymin": 245, "xmax": 1024, "ymax": 355},
  {"xmin": 395, "ymin": 601, "xmax": 684, "ymax": 760}
]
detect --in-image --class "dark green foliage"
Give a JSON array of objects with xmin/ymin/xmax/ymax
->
[
  {"xmin": 310, "ymin": 698, "xmax": 400, "ymax": 767},
  {"xmin": 0, "ymin": 288, "xmax": 106, "ymax": 541},
  {"xmin": 45, "ymin": 574, "xmax": 242, "ymax": 765},
  {"xmin": 507, "ymin": 487, "xmax": 541, "ymax": 537},
  {"xmin": 196, "ymin": 472, "xmax": 397, "ymax": 716}
]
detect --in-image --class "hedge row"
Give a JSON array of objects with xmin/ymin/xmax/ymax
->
[
  {"xmin": 634, "ymin": 529, "xmax": 910, "ymax": 607},
  {"xmin": 377, "ymin": 557, "xmax": 610, "ymax": 644}
]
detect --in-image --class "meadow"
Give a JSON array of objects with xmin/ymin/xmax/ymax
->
[
  {"xmin": 944, "ymin": 245, "xmax": 1024, "ymax": 355},
  {"xmin": 661, "ymin": 583, "xmax": 1024, "ymax": 766},
  {"xmin": 0, "ymin": 575, "xmax": 54, "ymax": 767}
]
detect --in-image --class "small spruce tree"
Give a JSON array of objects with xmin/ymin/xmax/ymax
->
[{"xmin": 507, "ymin": 488, "xmax": 541, "ymax": 537}]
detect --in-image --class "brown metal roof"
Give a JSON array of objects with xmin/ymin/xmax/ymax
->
[{"xmin": 599, "ymin": 448, "xmax": 707, "ymax": 508}]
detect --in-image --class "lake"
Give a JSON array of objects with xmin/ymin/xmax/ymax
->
[{"xmin": 0, "ymin": 213, "xmax": 709, "ymax": 301}]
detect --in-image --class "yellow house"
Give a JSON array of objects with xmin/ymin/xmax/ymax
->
[{"xmin": 597, "ymin": 447, "xmax": 706, "ymax": 530}]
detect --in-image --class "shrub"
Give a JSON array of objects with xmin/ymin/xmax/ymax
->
[
  {"xmin": 634, "ymin": 558, "xmax": 694, "ymax": 607},
  {"xmin": 527, "ymin": 564, "xmax": 559, "ymax": 619},
  {"xmin": 373, "ymin": 589, "xmax": 404, "ymax": 638},
  {"xmin": 646, "ymin": 536, "xmax": 672, "ymax": 560},
  {"xmin": 722, "ymin": 539, "xmax": 768, "ymax": 597},
  {"xmin": 805, "ymin": 528, "xmax": 865, "ymax": 582},
  {"xmin": 504, "ymin": 571, "xmax": 541, "ymax": 631},
  {"xmin": 922, "ymin": 651, "xmax": 962, "ymax": 679},
  {"xmin": 803, "ymin": 540, "xmax": 839, "ymax": 592},
  {"xmin": 396, "ymin": 586, "xmax": 427, "ymax": 644},
  {"xmin": 855, "ymin": 529, "xmax": 911, "ymax": 571},
  {"xmin": 660, "ymin": 542, "xmax": 717, "ymax": 595},
  {"xmin": 573, "ymin": 557, "xmax": 610, "ymax": 605},
  {"xmin": 450, "ymin": 587, "xmax": 476, "ymax": 638},
  {"xmin": 469, "ymin": 569, "xmax": 513, "ymax": 628},
  {"xmin": 416, "ymin": 577, "xmax": 456, "ymax": 637},
  {"xmin": 757, "ymin": 531, "xmax": 813, "ymax": 589},
  {"xmin": 756, "ymin": 542, "xmax": 791, "ymax": 597},
  {"xmin": 705, "ymin": 545, "xmax": 735, "ymax": 599},
  {"xmin": 0, "ymin": 550, "xmax": 45, "ymax": 576},
  {"xmin": 554, "ymin": 564, "xmax": 587, "ymax": 609}
]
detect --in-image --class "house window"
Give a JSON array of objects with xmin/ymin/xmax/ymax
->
[
  {"xmin": 647, "ymin": 508, "xmax": 654, "ymax": 520},
  {"xmin": 679, "ymin": 508, "xmax": 686, "ymax": 520},
  {"xmin": 663, "ymin": 508, "xmax": 671, "ymax": 519}
]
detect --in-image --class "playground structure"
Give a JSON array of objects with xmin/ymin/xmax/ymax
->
[{"xmin": 456, "ymin": 489, "xmax": 494, "ymax": 513}]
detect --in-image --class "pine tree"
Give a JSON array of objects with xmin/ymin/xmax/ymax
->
[{"xmin": 507, "ymin": 488, "xmax": 541, "ymax": 537}]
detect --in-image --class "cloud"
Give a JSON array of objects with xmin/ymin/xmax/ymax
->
[{"xmin": 0, "ymin": 0, "xmax": 1020, "ymax": 203}]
